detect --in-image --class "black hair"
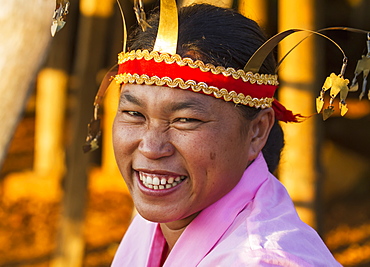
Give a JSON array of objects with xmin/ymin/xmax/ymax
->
[{"xmin": 127, "ymin": 4, "xmax": 284, "ymax": 173}]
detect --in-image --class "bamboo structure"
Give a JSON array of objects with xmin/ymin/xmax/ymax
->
[
  {"xmin": 239, "ymin": 0, "xmax": 268, "ymax": 30},
  {"xmin": 51, "ymin": 0, "xmax": 116, "ymax": 266},
  {"xmin": 179, "ymin": 0, "xmax": 233, "ymax": 8},
  {"xmin": 277, "ymin": 0, "xmax": 320, "ymax": 228}
]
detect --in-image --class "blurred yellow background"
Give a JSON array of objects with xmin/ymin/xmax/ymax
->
[{"xmin": 0, "ymin": 0, "xmax": 370, "ymax": 266}]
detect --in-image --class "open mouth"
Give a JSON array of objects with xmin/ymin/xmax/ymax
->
[{"xmin": 139, "ymin": 172, "xmax": 187, "ymax": 190}]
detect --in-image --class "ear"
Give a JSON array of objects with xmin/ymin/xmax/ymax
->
[{"xmin": 247, "ymin": 108, "xmax": 275, "ymax": 161}]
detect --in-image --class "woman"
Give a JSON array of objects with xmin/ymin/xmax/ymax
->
[{"xmin": 110, "ymin": 3, "xmax": 341, "ymax": 266}]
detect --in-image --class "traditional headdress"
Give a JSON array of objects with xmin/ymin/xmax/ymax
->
[{"xmin": 83, "ymin": 0, "xmax": 370, "ymax": 152}]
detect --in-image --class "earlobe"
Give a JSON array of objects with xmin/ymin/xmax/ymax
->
[{"xmin": 248, "ymin": 108, "xmax": 275, "ymax": 160}]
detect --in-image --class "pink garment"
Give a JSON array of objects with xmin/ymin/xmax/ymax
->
[{"xmin": 112, "ymin": 153, "xmax": 342, "ymax": 266}]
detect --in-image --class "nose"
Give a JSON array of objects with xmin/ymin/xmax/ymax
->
[{"xmin": 138, "ymin": 127, "xmax": 175, "ymax": 160}]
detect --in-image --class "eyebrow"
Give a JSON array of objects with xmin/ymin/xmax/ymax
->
[
  {"xmin": 119, "ymin": 92, "xmax": 145, "ymax": 107},
  {"xmin": 166, "ymin": 98, "xmax": 209, "ymax": 114},
  {"xmin": 120, "ymin": 90, "xmax": 210, "ymax": 114}
]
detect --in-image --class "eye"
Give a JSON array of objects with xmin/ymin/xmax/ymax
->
[
  {"xmin": 118, "ymin": 110, "xmax": 145, "ymax": 123},
  {"xmin": 124, "ymin": 110, "xmax": 144, "ymax": 117},
  {"xmin": 175, "ymin": 118, "xmax": 201, "ymax": 123},
  {"xmin": 172, "ymin": 117, "xmax": 204, "ymax": 130}
]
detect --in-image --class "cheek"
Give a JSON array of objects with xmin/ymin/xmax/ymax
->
[
  {"xmin": 176, "ymin": 131, "xmax": 223, "ymax": 169},
  {"xmin": 112, "ymin": 120, "xmax": 123, "ymax": 152},
  {"xmin": 112, "ymin": 119, "xmax": 137, "ymax": 159},
  {"xmin": 192, "ymin": 130, "xmax": 249, "ymax": 174}
]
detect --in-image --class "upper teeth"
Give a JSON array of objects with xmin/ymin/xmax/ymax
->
[{"xmin": 139, "ymin": 172, "xmax": 186, "ymax": 190}]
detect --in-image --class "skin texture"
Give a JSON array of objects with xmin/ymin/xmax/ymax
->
[{"xmin": 112, "ymin": 84, "xmax": 274, "ymax": 252}]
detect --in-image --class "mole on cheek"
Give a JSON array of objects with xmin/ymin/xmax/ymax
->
[{"xmin": 210, "ymin": 152, "xmax": 216, "ymax": 160}]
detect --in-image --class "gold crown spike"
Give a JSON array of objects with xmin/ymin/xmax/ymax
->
[
  {"xmin": 116, "ymin": 0, "xmax": 127, "ymax": 52},
  {"xmin": 153, "ymin": 0, "xmax": 178, "ymax": 55},
  {"xmin": 244, "ymin": 29, "xmax": 346, "ymax": 74},
  {"xmin": 244, "ymin": 29, "xmax": 300, "ymax": 73}
]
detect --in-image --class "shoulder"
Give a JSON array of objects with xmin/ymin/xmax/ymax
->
[
  {"xmin": 199, "ymin": 174, "xmax": 342, "ymax": 266},
  {"xmin": 200, "ymin": 247, "xmax": 341, "ymax": 266},
  {"xmin": 111, "ymin": 215, "xmax": 157, "ymax": 267},
  {"xmin": 200, "ymin": 248, "xmax": 325, "ymax": 266}
]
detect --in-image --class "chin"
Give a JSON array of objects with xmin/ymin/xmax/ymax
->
[{"xmin": 135, "ymin": 204, "xmax": 177, "ymax": 223}]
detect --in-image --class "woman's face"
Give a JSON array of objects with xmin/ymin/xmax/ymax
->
[{"xmin": 113, "ymin": 84, "xmax": 256, "ymax": 225}]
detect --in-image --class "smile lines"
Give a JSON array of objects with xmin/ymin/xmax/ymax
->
[{"xmin": 139, "ymin": 172, "xmax": 187, "ymax": 190}]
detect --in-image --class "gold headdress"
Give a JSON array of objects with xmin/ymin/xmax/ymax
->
[{"xmin": 83, "ymin": 0, "xmax": 370, "ymax": 152}]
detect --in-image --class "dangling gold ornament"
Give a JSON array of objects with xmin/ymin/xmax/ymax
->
[
  {"xmin": 51, "ymin": 0, "xmax": 70, "ymax": 37},
  {"xmin": 317, "ymin": 73, "xmax": 350, "ymax": 119},
  {"xmin": 350, "ymin": 33, "xmax": 370, "ymax": 100}
]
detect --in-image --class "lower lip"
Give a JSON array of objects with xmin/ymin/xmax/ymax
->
[{"xmin": 136, "ymin": 172, "xmax": 186, "ymax": 196}]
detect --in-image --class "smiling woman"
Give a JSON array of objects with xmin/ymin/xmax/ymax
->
[
  {"xmin": 104, "ymin": 2, "xmax": 342, "ymax": 267},
  {"xmin": 113, "ymin": 84, "xmax": 259, "ymax": 224}
]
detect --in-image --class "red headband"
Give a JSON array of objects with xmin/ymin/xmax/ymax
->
[{"xmin": 115, "ymin": 50, "xmax": 303, "ymax": 122}]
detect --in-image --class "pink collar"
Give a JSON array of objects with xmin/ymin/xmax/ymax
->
[{"xmin": 151, "ymin": 152, "xmax": 269, "ymax": 266}]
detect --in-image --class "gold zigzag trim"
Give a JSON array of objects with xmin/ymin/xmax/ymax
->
[
  {"xmin": 118, "ymin": 50, "xmax": 279, "ymax": 86},
  {"xmin": 115, "ymin": 73, "xmax": 274, "ymax": 108}
]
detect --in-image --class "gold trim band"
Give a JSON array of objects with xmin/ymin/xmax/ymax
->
[
  {"xmin": 115, "ymin": 73, "xmax": 274, "ymax": 108},
  {"xmin": 118, "ymin": 50, "xmax": 279, "ymax": 86}
]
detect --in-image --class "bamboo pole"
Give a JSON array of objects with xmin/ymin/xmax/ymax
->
[
  {"xmin": 51, "ymin": 0, "xmax": 115, "ymax": 266},
  {"xmin": 239, "ymin": 0, "xmax": 268, "ymax": 30},
  {"xmin": 179, "ymin": 0, "xmax": 233, "ymax": 8},
  {"xmin": 277, "ymin": 0, "xmax": 320, "ymax": 228}
]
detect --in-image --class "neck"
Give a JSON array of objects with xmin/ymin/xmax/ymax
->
[{"xmin": 159, "ymin": 212, "xmax": 199, "ymax": 254}]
